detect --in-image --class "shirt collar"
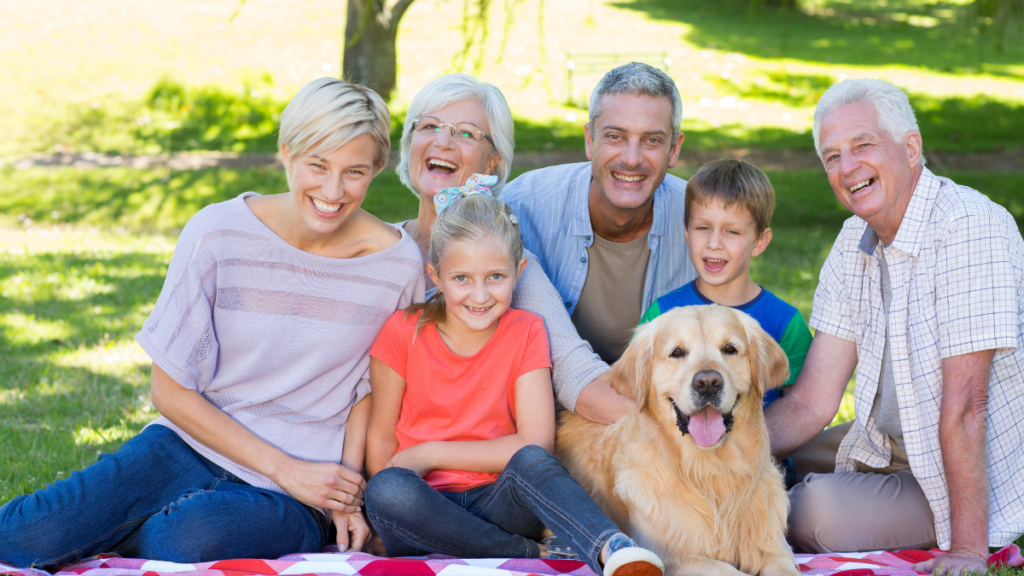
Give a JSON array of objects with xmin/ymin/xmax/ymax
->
[
  {"xmin": 570, "ymin": 166, "xmax": 668, "ymax": 238},
  {"xmin": 858, "ymin": 167, "xmax": 938, "ymax": 258}
]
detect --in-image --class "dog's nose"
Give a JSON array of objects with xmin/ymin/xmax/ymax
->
[{"xmin": 692, "ymin": 370, "xmax": 724, "ymax": 397}]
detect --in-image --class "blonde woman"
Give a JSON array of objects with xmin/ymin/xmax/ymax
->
[{"xmin": 0, "ymin": 78, "xmax": 424, "ymax": 566}]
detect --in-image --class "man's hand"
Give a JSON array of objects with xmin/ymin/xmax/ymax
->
[
  {"xmin": 333, "ymin": 509, "xmax": 370, "ymax": 552},
  {"xmin": 573, "ymin": 373, "xmax": 633, "ymax": 425},
  {"xmin": 273, "ymin": 458, "xmax": 365, "ymax": 514},
  {"xmin": 385, "ymin": 443, "xmax": 434, "ymax": 477},
  {"xmin": 913, "ymin": 549, "xmax": 988, "ymax": 576}
]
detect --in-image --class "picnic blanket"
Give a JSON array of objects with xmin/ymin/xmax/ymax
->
[{"xmin": 2, "ymin": 545, "xmax": 1021, "ymax": 576}]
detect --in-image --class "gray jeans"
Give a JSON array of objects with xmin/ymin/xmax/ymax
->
[{"xmin": 787, "ymin": 421, "xmax": 938, "ymax": 553}]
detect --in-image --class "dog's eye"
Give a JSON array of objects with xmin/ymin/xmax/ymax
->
[
  {"xmin": 670, "ymin": 347, "xmax": 686, "ymax": 358},
  {"xmin": 723, "ymin": 344, "xmax": 738, "ymax": 355}
]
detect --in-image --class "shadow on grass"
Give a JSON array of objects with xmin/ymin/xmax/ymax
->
[{"xmin": 613, "ymin": 0, "xmax": 1024, "ymax": 79}]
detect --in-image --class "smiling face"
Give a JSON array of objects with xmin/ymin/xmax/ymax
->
[
  {"xmin": 408, "ymin": 99, "xmax": 500, "ymax": 199},
  {"xmin": 282, "ymin": 132, "xmax": 378, "ymax": 240},
  {"xmin": 818, "ymin": 102, "xmax": 923, "ymax": 244},
  {"xmin": 685, "ymin": 199, "xmax": 771, "ymax": 304},
  {"xmin": 585, "ymin": 93, "xmax": 684, "ymax": 213},
  {"xmin": 427, "ymin": 239, "xmax": 525, "ymax": 337}
]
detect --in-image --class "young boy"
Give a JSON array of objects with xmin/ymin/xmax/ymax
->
[{"xmin": 640, "ymin": 159, "xmax": 812, "ymax": 408}]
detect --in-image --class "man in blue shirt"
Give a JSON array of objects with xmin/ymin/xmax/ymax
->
[{"xmin": 502, "ymin": 62, "xmax": 697, "ymax": 424}]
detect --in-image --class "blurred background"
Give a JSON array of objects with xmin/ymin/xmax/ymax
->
[{"xmin": 1, "ymin": 0, "xmax": 1022, "ymax": 507}]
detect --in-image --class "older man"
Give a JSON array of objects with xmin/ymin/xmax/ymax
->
[
  {"xmin": 502, "ymin": 62, "xmax": 696, "ymax": 424},
  {"xmin": 765, "ymin": 78, "xmax": 1024, "ymax": 575}
]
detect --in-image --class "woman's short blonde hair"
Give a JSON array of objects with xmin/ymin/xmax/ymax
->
[
  {"xmin": 397, "ymin": 74, "xmax": 514, "ymax": 197},
  {"xmin": 278, "ymin": 77, "xmax": 391, "ymax": 184}
]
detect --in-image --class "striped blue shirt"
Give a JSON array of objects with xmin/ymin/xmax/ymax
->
[{"xmin": 503, "ymin": 162, "xmax": 698, "ymax": 316}]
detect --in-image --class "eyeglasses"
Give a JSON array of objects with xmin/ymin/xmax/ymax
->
[{"xmin": 411, "ymin": 118, "xmax": 494, "ymax": 146}]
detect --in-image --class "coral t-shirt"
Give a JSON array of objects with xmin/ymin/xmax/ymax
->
[{"xmin": 370, "ymin": 308, "xmax": 552, "ymax": 492}]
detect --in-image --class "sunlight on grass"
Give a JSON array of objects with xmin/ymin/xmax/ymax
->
[
  {"xmin": 74, "ymin": 424, "xmax": 138, "ymax": 448},
  {"xmin": 55, "ymin": 339, "xmax": 152, "ymax": 378},
  {"xmin": 1, "ymin": 312, "xmax": 72, "ymax": 346}
]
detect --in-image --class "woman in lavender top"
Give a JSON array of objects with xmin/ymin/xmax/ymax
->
[{"xmin": 0, "ymin": 78, "xmax": 424, "ymax": 566}]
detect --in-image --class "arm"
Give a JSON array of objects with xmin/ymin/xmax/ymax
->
[
  {"xmin": 334, "ymin": 392, "xmax": 372, "ymax": 552},
  {"xmin": 150, "ymin": 363, "xmax": 365, "ymax": 513},
  {"xmin": 365, "ymin": 358, "xmax": 405, "ymax": 478},
  {"xmin": 913, "ymin": 350, "xmax": 994, "ymax": 576},
  {"xmin": 387, "ymin": 368, "xmax": 556, "ymax": 476},
  {"xmin": 764, "ymin": 332, "xmax": 857, "ymax": 457},
  {"xmin": 512, "ymin": 249, "xmax": 624, "ymax": 421}
]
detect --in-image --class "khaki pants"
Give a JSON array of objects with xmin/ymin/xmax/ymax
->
[{"xmin": 786, "ymin": 421, "xmax": 938, "ymax": 553}]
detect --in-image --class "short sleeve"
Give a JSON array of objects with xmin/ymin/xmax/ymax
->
[
  {"xmin": 779, "ymin": 312, "xmax": 813, "ymax": 387},
  {"xmin": 935, "ymin": 212, "xmax": 1020, "ymax": 358},
  {"xmin": 135, "ymin": 220, "xmax": 220, "ymax": 392},
  {"xmin": 808, "ymin": 233, "xmax": 857, "ymax": 342},
  {"xmin": 639, "ymin": 300, "xmax": 662, "ymax": 326},
  {"xmin": 369, "ymin": 311, "xmax": 413, "ymax": 378},
  {"xmin": 517, "ymin": 316, "xmax": 553, "ymax": 378}
]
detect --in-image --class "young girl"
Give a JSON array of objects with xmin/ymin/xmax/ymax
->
[{"xmin": 361, "ymin": 186, "xmax": 664, "ymax": 576}]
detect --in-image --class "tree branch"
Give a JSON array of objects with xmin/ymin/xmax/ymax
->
[{"xmin": 389, "ymin": 0, "xmax": 416, "ymax": 27}]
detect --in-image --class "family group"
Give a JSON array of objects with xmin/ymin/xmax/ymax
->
[{"xmin": 1, "ymin": 62, "xmax": 1021, "ymax": 576}]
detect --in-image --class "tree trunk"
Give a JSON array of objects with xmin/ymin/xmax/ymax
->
[{"xmin": 342, "ymin": 0, "xmax": 415, "ymax": 101}]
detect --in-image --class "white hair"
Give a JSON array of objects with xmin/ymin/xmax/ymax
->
[
  {"xmin": 588, "ymin": 62, "xmax": 683, "ymax": 136},
  {"xmin": 397, "ymin": 74, "xmax": 514, "ymax": 197},
  {"xmin": 278, "ymin": 77, "xmax": 391, "ymax": 185},
  {"xmin": 813, "ymin": 78, "xmax": 925, "ymax": 166}
]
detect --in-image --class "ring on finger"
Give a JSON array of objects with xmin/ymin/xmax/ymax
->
[{"xmin": 343, "ymin": 493, "xmax": 350, "ymax": 504}]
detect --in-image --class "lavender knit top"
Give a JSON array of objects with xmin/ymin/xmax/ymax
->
[{"xmin": 136, "ymin": 192, "xmax": 425, "ymax": 495}]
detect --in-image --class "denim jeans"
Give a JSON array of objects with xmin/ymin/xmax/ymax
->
[
  {"xmin": 364, "ymin": 445, "xmax": 620, "ymax": 575},
  {"xmin": 0, "ymin": 425, "xmax": 328, "ymax": 568}
]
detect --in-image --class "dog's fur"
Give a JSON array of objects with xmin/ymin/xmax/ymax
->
[{"xmin": 556, "ymin": 306, "xmax": 801, "ymax": 576}]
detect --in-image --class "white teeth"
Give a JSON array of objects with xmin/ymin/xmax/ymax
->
[
  {"xmin": 850, "ymin": 178, "xmax": 874, "ymax": 192},
  {"xmin": 312, "ymin": 198, "xmax": 341, "ymax": 214},
  {"xmin": 429, "ymin": 159, "xmax": 457, "ymax": 170},
  {"xmin": 613, "ymin": 173, "xmax": 645, "ymax": 182}
]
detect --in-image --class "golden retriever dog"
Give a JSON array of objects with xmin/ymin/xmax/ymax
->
[{"xmin": 556, "ymin": 305, "xmax": 800, "ymax": 576}]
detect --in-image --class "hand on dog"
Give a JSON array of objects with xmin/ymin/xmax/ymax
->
[
  {"xmin": 333, "ymin": 509, "xmax": 370, "ymax": 552},
  {"xmin": 385, "ymin": 443, "xmax": 434, "ymax": 478},
  {"xmin": 913, "ymin": 549, "xmax": 988, "ymax": 576}
]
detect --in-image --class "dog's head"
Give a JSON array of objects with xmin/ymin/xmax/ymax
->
[{"xmin": 611, "ymin": 305, "xmax": 789, "ymax": 449}]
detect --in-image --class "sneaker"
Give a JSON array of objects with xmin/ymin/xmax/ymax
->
[{"xmin": 602, "ymin": 533, "xmax": 664, "ymax": 576}]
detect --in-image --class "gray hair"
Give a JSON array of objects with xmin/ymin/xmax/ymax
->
[
  {"xmin": 397, "ymin": 74, "xmax": 515, "ymax": 197},
  {"xmin": 278, "ymin": 77, "xmax": 391, "ymax": 186},
  {"xmin": 813, "ymin": 78, "xmax": 925, "ymax": 166},
  {"xmin": 588, "ymin": 62, "xmax": 683, "ymax": 135}
]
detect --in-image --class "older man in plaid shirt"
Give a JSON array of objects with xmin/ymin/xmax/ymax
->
[{"xmin": 764, "ymin": 78, "xmax": 1024, "ymax": 576}]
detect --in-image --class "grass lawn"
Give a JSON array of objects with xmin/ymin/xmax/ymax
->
[{"xmin": 3, "ymin": 166, "xmax": 1023, "ymax": 513}]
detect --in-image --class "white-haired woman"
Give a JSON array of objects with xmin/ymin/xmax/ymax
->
[
  {"xmin": 395, "ymin": 73, "xmax": 608, "ymax": 415},
  {"xmin": 0, "ymin": 78, "xmax": 423, "ymax": 566}
]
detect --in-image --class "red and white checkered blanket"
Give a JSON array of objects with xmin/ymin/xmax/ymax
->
[{"xmin": 2, "ymin": 546, "xmax": 1020, "ymax": 576}]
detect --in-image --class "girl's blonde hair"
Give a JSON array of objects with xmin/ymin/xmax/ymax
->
[{"xmin": 406, "ymin": 194, "xmax": 524, "ymax": 332}]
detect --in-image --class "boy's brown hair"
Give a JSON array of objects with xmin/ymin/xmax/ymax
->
[{"xmin": 684, "ymin": 159, "xmax": 775, "ymax": 235}]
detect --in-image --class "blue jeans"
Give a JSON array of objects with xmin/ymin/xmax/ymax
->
[
  {"xmin": 0, "ymin": 425, "xmax": 328, "ymax": 568},
  {"xmin": 364, "ymin": 445, "xmax": 620, "ymax": 575}
]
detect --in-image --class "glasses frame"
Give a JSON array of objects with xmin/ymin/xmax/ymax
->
[{"xmin": 411, "ymin": 118, "xmax": 494, "ymax": 147}]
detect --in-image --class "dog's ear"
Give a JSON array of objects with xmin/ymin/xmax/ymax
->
[
  {"xmin": 609, "ymin": 321, "xmax": 656, "ymax": 411},
  {"xmin": 739, "ymin": 313, "xmax": 789, "ymax": 397}
]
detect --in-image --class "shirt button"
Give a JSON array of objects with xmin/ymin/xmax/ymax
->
[
  {"xmin": 564, "ymin": 301, "xmax": 571, "ymax": 308},
  {"xmin": 585, "ymin": 236, "xmax": 591, "ymax": 241},
  {"xmin": 580, "ymin": 256, "xmax": 587, "ymax": 263}
]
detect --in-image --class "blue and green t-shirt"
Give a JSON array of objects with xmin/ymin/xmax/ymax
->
[{"xmin": 639, "ymin": 281, "xmax": 812, "ymax": 407}]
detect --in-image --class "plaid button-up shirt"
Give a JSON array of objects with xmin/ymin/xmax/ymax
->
[{"xmin": 809, "ymin": 168, "xmax": 1024, "ymax": 549}]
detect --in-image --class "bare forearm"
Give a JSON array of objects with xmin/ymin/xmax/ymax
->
[
  {"xmin": 419, "ymin": 435, "xmax": 552, "ymax": 475},
  {"xmin": 765, "ymin": 389, "xmax": 840, "ymax": 457},
  {"xmin": 365, "ymin": 434, "xmax": 399, "ymax": 478},
  {"xmin": 341, "ymin": 394, "xmax": 371, "ymax": 472},
  {"xmin": 574, "ymin": 374, "xmax": 634, "ymax": 425}
]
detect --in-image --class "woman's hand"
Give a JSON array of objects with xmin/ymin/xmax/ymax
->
[
  {"xmin": 385, "ymin": 443, "xmax": 435, "ymax": 477},
  {"xmin": 333, "ymin": 509, "xmax": 371, "ymax": 552},
  {"xmin": 273, "ymin": 457, "xmax": 366, "ymax": 514}
]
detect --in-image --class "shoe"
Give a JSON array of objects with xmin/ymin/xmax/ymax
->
[
  {"xmin": 540, "ymin": 535, "xmax": 580, "ymax": 560},
  {"xmin": 602, "ymin": 533, "xmax": 664, "ymax": 576}
]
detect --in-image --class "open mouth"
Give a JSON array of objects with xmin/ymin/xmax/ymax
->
[
  {"xmin": 703, "ymin": 258, "xmax": 727, "ymax": 273},
  {"xmin": 849, "ymin": 177, "xmax": 876, "ymax": 193},
  {"xmin": 464, "ymin": 304, "xmax": 494, "ymax": 315},
  {"xmin": 428, "ymin": 158, "xmax": 458, "ymax": 175},
  {"xmin": 311, "ymin": 197, "xmax": 342, "ymax": 215},
  {"xmin": 612, "ymin": 172, "xmax": 647, "ymax": 184},
  {"xmin": 669, "ymin": 398, "xmax": 734, "ymax": 448}
]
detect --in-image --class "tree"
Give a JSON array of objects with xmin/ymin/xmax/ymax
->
[{"xmin": 342, "ymin": 0, "xmax": 417, "ymax": 101}]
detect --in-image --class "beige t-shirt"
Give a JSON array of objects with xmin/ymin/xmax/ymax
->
[{"xmin": 571, "ymin": 232, "xmax": 651, "ymax": 364}]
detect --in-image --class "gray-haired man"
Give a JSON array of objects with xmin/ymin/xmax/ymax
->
[
  {"xmin": 766, "ymin": 78, "xmax": 1024, "ymax": 575},
  {"xmin": 502, "ymin": 62, "xmax": 697, "ymax": 424}
]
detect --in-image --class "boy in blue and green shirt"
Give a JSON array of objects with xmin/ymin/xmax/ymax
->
[{"xmin": 640, "ymin": 159, "xmax": 812, "ymax": 408}]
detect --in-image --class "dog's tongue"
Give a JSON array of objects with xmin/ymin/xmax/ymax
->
[{"xmin": 689, "ymin": 406, "xmax": 726, "ymax": 447}]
